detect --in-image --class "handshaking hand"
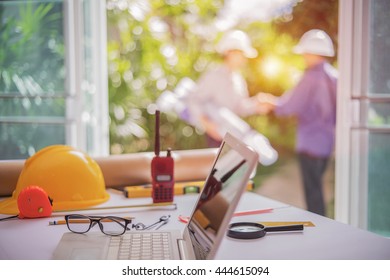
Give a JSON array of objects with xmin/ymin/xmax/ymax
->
[{"xmin": 254, "ymin": 92, "xmax": 278, "ymax": 115}]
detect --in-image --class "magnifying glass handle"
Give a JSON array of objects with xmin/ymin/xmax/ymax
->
[{"xmin": 265, "ymin": 224, "xmax": 304, "ymax": 232}]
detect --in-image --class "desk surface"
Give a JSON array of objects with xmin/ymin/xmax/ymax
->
[{"xmin": 0, "ymin": 190, "xmax": 389, "ymax": 260}]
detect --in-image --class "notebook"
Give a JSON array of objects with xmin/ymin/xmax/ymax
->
[{"xmin": 52, "ymin": 132, "xmax": 258, "ymax": 260}]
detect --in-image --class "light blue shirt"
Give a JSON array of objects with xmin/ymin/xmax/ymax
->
[{"xmin": 275, "ymin": 62, "xmax": 338, "ymax": 157}]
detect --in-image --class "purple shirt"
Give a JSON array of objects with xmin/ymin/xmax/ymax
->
[{"xmin": 274, "ymin": 62, "xmax": 338, "ymax": 157}]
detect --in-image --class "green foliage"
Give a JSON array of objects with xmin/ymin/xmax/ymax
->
[
  {"xmin": 0, "ymin": 1, "xmax": 65, "ymax": 159},
  {"xmin": 107, "ymin": 0, "xmax": 223, "ymax": 154},
  {"xmin": 0, "ymin": 1, "xmax": 64, "ymax": 93},
  {"xmin": 1, "ymin": 0, "xmax": 339, "ymax": 159},
  {"xmin": 107, "ymin": 0, "xmax": 340, "ymax": 155},
  {"xmin": 274, "ymin": 0, "xmax": 339, "ymax": 64}
]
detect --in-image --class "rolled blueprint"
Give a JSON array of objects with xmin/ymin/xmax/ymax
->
[{"xmin": 156, "ymin": 78, "xmax": 278, "ymax": 166}]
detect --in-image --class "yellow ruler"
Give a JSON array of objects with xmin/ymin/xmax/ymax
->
[
  {"xmin": 259, "ymin": 221, "xmax": 315, "ymax": 227},
  {"xmin": 124, "ymin": 180, "xmax": 254, "ymax": 198}
]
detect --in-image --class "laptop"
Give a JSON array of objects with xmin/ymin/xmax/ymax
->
[{"xmin": 53, "ymin": 132, "xmax": 258, "ymax": 260}]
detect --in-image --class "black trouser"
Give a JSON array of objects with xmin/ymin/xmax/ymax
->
[{"xmin": 298, "ymin": 152, "xmax": 329, "ymax": 216}]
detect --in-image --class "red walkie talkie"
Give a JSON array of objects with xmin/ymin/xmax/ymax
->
[{"xmin": 151, "ymin": 110, "xmax": 174, "ymax": 203}]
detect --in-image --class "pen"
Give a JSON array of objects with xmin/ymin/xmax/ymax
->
[
  {"xmin": 232, "ymin": 206, "xmax": 290, "ymax": 217},
  {"xmin": 53, "ymin": 202, "xmax": 177, "ymax": 213},
  {"xmin": 233, "ymin": 208, "xmax": 273, "ymax": 217},
  {"xmin": 177, "ymin": 208, "xmax": 276, "ymax": 225},
  {"xmin": 49, "ymin": 220, "xmax": 67, "ymax": 225}
]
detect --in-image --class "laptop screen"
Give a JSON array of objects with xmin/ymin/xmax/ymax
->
[{"xmin": 187, "ymin": 133, "xmax": 257, "ymax": 259}]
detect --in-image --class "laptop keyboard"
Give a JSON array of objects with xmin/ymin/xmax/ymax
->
[{"xmin": 107, "ymin": 232, "xmax": 173, "ymax": 260}]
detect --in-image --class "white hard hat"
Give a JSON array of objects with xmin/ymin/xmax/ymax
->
[
  {"xmin": 216, "ymin": 30, "xmax": 257, "ymax": 58},
  {"xmin": 293, "ymin": 29, "xmax": 335, "ymax": 57}
]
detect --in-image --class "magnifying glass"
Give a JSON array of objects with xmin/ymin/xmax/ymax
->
[{"xmin": 227, "ymin": 222, "xmax": 304, "ymax": 239}]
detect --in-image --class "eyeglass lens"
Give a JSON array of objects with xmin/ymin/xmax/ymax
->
[
  {"xmin": 66, "ymin": 215, "xmax": 92, "ymax": 233},
  {"xmin": 100, "ymin": 217, "xmax": 128, "ymax": 236}
]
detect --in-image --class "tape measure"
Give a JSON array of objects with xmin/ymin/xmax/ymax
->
[{"xmin": 17, "ymin": 185, "xmax": 53, "ymax": 219}]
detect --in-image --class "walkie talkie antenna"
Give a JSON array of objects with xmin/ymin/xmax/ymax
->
[{"xmin": 154, "ymin": 110, "xmax": 160, "ymax": 156}]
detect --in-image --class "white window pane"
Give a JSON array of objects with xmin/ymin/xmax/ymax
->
[
  {"xmin": 366, "ymin": 0, "xmax": 390, "ymax": 237},
  {"xmin": 367, "ymin": 133, "xmax": 390, "ymax": 236},
  {"xmin": 0, "ymin": 0, "xmax": 109, "ymax": 158},
  {"xmin": 368, "ymin": 102, "xmax": 390, "ymax": 127},
  {"xmin": 1, "ymin": 97, "xmax": 66, "ymax": 118},
  {"xmin": 369, "ymin": 0, "xmax": 390, "ymax": 95},
  {"xmin": 0, "ymin": 0, "xmax": 65, "ymax": 95},
  {"xmin": 0, "ymin": 123, "xmax": 65, "ymax": 160},
  {"xmin": 0, "ymin": 0, "xmax": 66, "ymax": 159}
]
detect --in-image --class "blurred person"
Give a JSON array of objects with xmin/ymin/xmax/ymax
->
[
  {"xmin": 189, "ymin": 30, "xmax": 267, "ymax": 147},
  {"xmin": 260, "ymin": 29, "xmax": 337, "ymax": 216}
]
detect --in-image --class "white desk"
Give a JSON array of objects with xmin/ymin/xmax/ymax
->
[{"xmin": 0, "ymin": 189, "xmax": 389, "ymax": 260}]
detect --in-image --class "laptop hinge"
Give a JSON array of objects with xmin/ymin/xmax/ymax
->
[
  {"xmin": 177, "ymin": 239, "xmax": 188, "ymax": 260},
  {"xmin": 178, "ymin": 237, "xmax": 196, "ymax": 260}
]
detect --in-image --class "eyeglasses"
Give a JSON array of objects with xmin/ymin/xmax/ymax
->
[{"xmin": 65, "ymin": 214, "xmax": 132, "ymax": 236}]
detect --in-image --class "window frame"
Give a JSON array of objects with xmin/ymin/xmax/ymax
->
[
  {"xmin": 64, "ymin": 0, "xmax": 109, "ymax": 156},
  {"xmin": 336, "ymin": 0, "xmax": 390, "ymax": 234}
]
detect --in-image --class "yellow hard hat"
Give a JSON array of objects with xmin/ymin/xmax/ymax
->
[{"xmin": 0, "ymin": 145, "xmax": 109, "ymax": 215}]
